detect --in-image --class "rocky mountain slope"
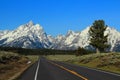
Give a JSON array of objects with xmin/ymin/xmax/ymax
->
[
  {"xmin": 0, "ymin": 21, "xmax": 120, "ymax": 51},
  {"xmin": 0, "ymin": 21, "xmax": 52, "ymax": 48}
]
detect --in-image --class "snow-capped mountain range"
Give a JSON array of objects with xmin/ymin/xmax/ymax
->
[{"xmin": 0, "ymin": 21, "xmax": 120, "ymax": 51}]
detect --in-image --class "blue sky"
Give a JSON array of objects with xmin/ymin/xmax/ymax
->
[{"xmin": 0, "ymin": 0, "xmax": 120, "ymax": 36}]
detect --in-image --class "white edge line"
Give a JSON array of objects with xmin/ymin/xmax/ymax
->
[
  {"xmin": 34, "ymin": 59, "xmax": 40, "ymax": 80},
  {"xmin": 80, "ymin": 66, "xmax": 120, "ymax": 77}
]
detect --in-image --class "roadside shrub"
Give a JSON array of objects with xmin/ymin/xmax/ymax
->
[
  {"xmin": 0, "ymin": 51, "xmax": 20, "ymax": 64},
  {"xmin": 75, "ymin": 47, "xmax": 93, "ymax": 56}
]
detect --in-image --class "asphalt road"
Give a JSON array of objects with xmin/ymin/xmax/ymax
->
[{"xmin": 19, "ymin": 57, "xmax": 120, "ymax": 80}]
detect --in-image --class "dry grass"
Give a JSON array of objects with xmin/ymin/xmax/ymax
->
[
  {"xmin": 46, "ymin": 53, "xmax": 120, "ymax": 74},
  {"xmin": 25, "ymin": 55, "xmax": 39, "ymax": 63},
  {"xmin": 0, "ymin": 51, "xmax": 39, "ymax": 80}
]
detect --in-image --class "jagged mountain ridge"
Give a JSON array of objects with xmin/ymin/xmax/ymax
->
[
  {"xmin": 0, "ymin": 21, "xmax": 120, "ymax": 51},
  {"xmin": 0, "ymin": 21, "xmax": 52, "ymax": 48},
  {"xmin": 53, "ymin": 27, "xmax": 120, "ymax": 51}
]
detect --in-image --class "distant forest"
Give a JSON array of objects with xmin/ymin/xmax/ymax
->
[
  {"xmin": 0, "ymin": 47, "xmax": 76, "ymax": 55},
  {"xmin": 0, "ymin": 46, "xmax": 95, "ymax": 56}
]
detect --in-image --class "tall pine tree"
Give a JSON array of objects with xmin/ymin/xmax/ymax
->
[{"xmin": 89, "ymin": 20, "xmax": 109, "ymax": 53}]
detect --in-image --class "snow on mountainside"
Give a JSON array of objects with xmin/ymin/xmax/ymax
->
[
  {"xmin": 0, "ymin": 30, "xmax": 10, "ymax": 38},
  {"xmin": 0, "ymin": 21, "xmax": 120, "ymax": 51},
  {"xmin": 53, "ymin": 27, "xmax": 120, "ymax": 51},
  {"xmin": 105, "ymin": 27, "xmax": 120, "ymax": 51},
  {"xmin": 0, "ymin": 21, "xmax": 52, "ymax": 48}
]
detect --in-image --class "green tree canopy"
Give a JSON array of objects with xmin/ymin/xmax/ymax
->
[{"xmin": 89, "ymin": 20, "xmax": 109, "ymax": 53}]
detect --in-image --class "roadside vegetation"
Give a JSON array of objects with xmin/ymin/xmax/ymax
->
[
  {"xmin": 46, "ymin": 53, "xmax": 120, "ymax": 74},
  {"xmin": 0, "ymin": 51, "xmax": 39, "ymax": 80},
  {"xmin": 0, "ymin": 19, "xmax": 119, "ymax": 79}
]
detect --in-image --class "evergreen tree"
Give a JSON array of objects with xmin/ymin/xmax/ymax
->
[
  {"xmin": 76, "ymin": 47, "xmax": 85, "ymax": 56},
  {"xmin": 89, "ymin": 20, "xmax": 109, "ymax": 53},
  {"xmin": 76, "ymin": 47, "xmax": 92, "ymax": 56}
]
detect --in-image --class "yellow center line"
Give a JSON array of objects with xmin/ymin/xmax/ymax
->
[{"xmin": 48, "ymin": 61, "xmax": 88, "ymax": 80}]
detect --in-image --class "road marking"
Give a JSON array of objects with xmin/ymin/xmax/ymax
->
[
  {"xmin": 34, "ymin": 59, "xmax": 40, "ymax": 80},
  {"xmin": 49, "ymin": 61, "xmax": 88, "ymax": 80},
  {"xmin": 79, "ymin": 66, "xmax": 120, "ymax": 77}
]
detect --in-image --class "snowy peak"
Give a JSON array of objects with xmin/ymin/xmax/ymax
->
[
  {"xmin": 105, "ymin": 27, "xmax": 120, "ymax": 51},
  {"xmin": 0, "ymin": 30, "xmax": 10, "ymax": 37},
  {"xmin": 0, "ymin": 21, "xmax": 45, "ymax": 43},
  {"xmin": 17, "ymin": 21, "xmax": 43, "ymax": 33},
  {"xmin": 0, "ymin": 21, "xmax": 51, "ymax": 48},
  {"xmin": 27, "ymin": 20, "xmax": 34, "ymax": 27},
  {"xmin": 81, "ymin": 27, "xmax": 90, "ymax": 35},
  {"xmin": 53, "ymin": 26, "xmax": 120, "ymax": 51},
  {"xmin": 66, "ymin": 30, "xmax": 75, "ymax": 36},
  {"xmin": 0, "ymin": 21, "xmax": 120, "ymax": 51}
]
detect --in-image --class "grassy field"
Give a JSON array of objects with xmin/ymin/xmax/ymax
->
[
  {"xmin": 0, "ymin": 51, "xmax": 39, "ymax": 80},
  {"xmin": 46, "ymin": 53, "xmax": 120, "ymax": 74},
  {"xmin": 25, "ymin": 55, "xmax": 39, "ymax": 63}
]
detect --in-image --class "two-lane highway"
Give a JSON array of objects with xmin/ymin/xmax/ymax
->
[{"xmin": 19, "ymin": 57, "xmax": 120, "ymax": 80}]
